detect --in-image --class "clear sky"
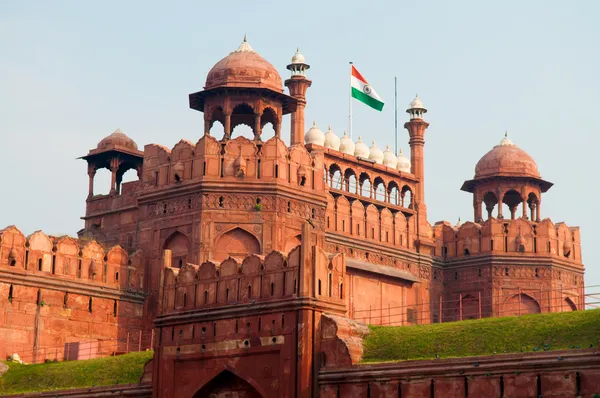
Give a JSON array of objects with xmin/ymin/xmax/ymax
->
[{"xmin": 1, "ymin": 1, "xmax": 598, "ymax": 287}]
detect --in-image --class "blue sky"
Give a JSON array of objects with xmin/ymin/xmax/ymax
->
[{"xmin": 1, "ymin": 1, "xmax": 598, "ymax": 287}]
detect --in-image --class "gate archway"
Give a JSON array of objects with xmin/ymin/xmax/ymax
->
[{"xmin": 193, "ymin": 370, "xmax": 263, "ymax": 398}]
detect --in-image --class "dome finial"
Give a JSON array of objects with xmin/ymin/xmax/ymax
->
[
  {"xmin": 243, "ymin": 33, "xmax": 247, "ymax": 42},
  {"xmin": 505, "ymin": 130, "xmax": 508, "ymax": 138}
]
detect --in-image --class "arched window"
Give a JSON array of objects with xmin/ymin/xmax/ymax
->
[
  {"xmin": 373, "ymin": 177, "xmax": 386, "ymax": 202},
  {"xmin": 401, "ymin": 185, "xmax": 412, "ymax": 208},
  {"xmin": 344, "ymin": 169, "xmax": 357, "ymax": 193},
  {"xmin": 329, "ymin": 164, "xmax": 342, "ymax": 190},
  {"xmin": 359, "ymin": 173, "xmax": 372, "ymax": 197}
]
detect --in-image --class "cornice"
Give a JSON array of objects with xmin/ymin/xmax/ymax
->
[
  {"xmin": 155, "ymin": 296, "xmax": 346, "ymax": 327},
  {"xmin": 0, "ymin": 269, "xmax": 146, "ymax": 304}
]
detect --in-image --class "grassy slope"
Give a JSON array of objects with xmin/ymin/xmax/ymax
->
[
  {"xmin": 362, "ymin": 309, "xmax": 600, "ymax": 363},
  {"xmin": 0, "ymin": 351, "xmax": 153, "ymax": 395}
]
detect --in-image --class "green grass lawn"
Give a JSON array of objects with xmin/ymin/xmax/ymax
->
[
  {"xmin": 362, "ymin": 309, "xmax": 600, "ymax": 363},
  {"xmin": 0, "ymin": 351, "xmax": 153, "ymax": 395}
]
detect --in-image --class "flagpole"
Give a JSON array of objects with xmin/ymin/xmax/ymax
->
[
  {"xmin": 394, "ymin": 76, "xmax": 398, "ymax": 154},
  {"xmin": 349, "ymin": 61, "xmax": 353, "ymax": 139}
]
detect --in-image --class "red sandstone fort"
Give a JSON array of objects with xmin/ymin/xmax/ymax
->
[{"xmin": 0, "ymin": 38, "xmax": 589, "ymax": 397}]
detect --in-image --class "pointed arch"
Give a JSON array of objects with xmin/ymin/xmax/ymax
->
[
  {"xmin": 503, "ymin": 293, "xmax": 541, "ymax": 317},
  {"xmin": 164, "ymin": 232, "xmax": 190, "ymax": 268},
  {"xmin": 193, "ymin": 368, "xmax": 265, "ymax": 398},
  {"xmin": 214, "ymin": 227, "xmax": 260, "ymax": 262},
  {"xmin": 283, "ymin": 234, "xmax": 301, "ymax": 254}
]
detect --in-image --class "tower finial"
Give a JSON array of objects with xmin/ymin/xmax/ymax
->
[
  {"xmin": 243, "ymin": 34, "xmax": 247, "ymax": 42},
  {"xmin": 505, "ymin": 130, "xmax": 508, "ymax": 138}
]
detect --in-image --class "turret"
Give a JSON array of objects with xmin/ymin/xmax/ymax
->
[{"xmin": 285, "ymin": 48, "xmax": 312, "ymax": 145}]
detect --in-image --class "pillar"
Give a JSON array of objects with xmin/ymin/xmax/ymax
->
[
  {"xmin": 254, "ymin": 113, "xmax": 261, "ymax": 141},
  {"xmin": 536, "ymin": 202, "xmax": 541, "ymax": 221},
  {"xmin": 204, "ymin": 117, "xmax": 211, "ymax": 135},
  {"xmin": 497, "ymin": 192, "xmax": 504, "ymax": 219},
  {"xmin": 109, "ymin": 158, "xmax": 118, "ymax": 195},
  {"xmin": 87, "ymin": 166, "xmax": 96, "ymax": 198},
  {"xmin": 224, "ymin": 113, "xmax": 231, "ymax": 140},
  {"xmin": 522, "ymin": 198, "xmax": 527, "ymax": 219}
]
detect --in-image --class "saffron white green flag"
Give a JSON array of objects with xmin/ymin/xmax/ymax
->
[{"xmin": 351, "ymin": 65, "xmax": 384, "ymax": 111}]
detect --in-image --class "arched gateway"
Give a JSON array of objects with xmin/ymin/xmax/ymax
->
[{"xmin": 193, "ymin": 370, "xmax": 263, "ymax": 398}]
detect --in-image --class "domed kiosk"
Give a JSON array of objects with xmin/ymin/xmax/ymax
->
[
  {"xmin": 189, "ymin": 37, "xmax": 300, "ymax": 141},
  {"xmin": 80, "ymin": 128, "xmax": 143, "ymax": 196},
  {"xmin": 461, "ymin": 133, "xmax": 552, "ymax": 222}
]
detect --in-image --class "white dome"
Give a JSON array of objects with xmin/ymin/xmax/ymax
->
[
  {"xmin": 291, "ymin": 48, "xmax": 305, "ymax": 64},
  {"xmin": 409, "ymin": 95, "xmax": 425, "ymax": 109},
  {"xmin": 396, "ymin": 148, "xmax": 411, "ymax": 173},
  {"xmin": 354, "ymin": 136, "xmax": 369, "ymax": 158},
  {"xmin": 323, "ymin": 125, "xmax": 340, "ymax": 150},
  {"xmin": 497, "ymin": 131, "xmax": 514, "ymax": 147},
  {"xmin": 305, "ymin": 121, "xmax": 324, "ymax": 146},
  {"xmin": 339, "ymin": 130, "xmax": 355, "ymax": 155},
  {"xmin": 382, "ymin": 145, "xmax": 397, "ymax": 168},
  {"xmin": 368, "ymin": 141, "xmax": 384, "ymax": 164}
]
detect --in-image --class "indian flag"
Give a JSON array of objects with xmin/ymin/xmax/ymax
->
[{"xmin": 351, "ymin": 65, "xmax": 384, "ymax": 111}]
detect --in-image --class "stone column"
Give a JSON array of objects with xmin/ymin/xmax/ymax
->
[
  {"xmin": 497, "ymin": 191, "xmax": 504, "ymax": 219},
  {"xmin": 522, "ymin": 198, "xmax": 527, "ymax": 219},
  {"xmin": 224, "ymin": 113, "xmax": 231, "ymax": 140},
  {"xmin": 109, "ymin": 158, "xmax": 118, "ymax": 195},
  {"xmin": 87, "ymin": 166, "xmax": 96, "ymax": 198},
  {"xmin": 254, "ymin": 113, "xmax": 261, "ymax": 141},
  {"xmin": 536, "ymin": 202, "xmax": 541, "ymax": 221}
]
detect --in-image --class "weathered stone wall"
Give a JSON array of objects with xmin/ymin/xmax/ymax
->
[
  {"xmin": 0, "ymin": 226, "xmax": 145, "ymax": 362},
  {"xmin": 319, "ymin": 349, "xmax": 600, "ymax": 398}
]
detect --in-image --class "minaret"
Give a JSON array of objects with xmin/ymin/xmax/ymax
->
[
  {"xmin": 404, "ymin": 95, "xmax": 429, "ymax": 207},
  {"xmin": 404, "ymin": 95, "xmax": 432, "ymax": 253},
  {"xmin": 285, "ymin": 48, "xmax": 312, "ymax": 145}
]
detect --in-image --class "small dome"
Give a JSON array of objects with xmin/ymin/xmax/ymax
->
[
  {"xmin": 305, "ymin": 121, "xmax": 325, "ymax": 146},
  {"xmin": 382, "ymin": 145, "xmax": 397, "ymax": 168},
  {"xmin": 205, "ymin": 37, "xmax": 283, "ymax": 93},
  {"xmin": 368, "ymin": 141, "xmax": 384, "ymax": 164},
  {"xmin": 456, "ymin": 217, "xmax": 463, "ymax": 228},
  {"xmin": 323, "ymin": 125, "xmax": 340, "ymax": 150},
  {"xmin": 97, "ymin": 129, "xmax": 138, "ymax": 151},
  {"xmin": 474, "ymin": 133, "xmax": 540, "ymax": 179},
  {"xmin": 354, "ymin": 137, "xmax": 370, "ymax": 158},
  {"xmin": 396, "ymin": 149, "xmax": 411, "ymax": 173},
  {"xmin": 291, "ymin": 48, "xmax": 306, "ymax": 64},
  {"xmin": 339, "ymin": 130, "xmax": 355, "ymax": 155},
  {"xmin": 409, "ymin": 95, "xmax": 425, "ymax": 109}
]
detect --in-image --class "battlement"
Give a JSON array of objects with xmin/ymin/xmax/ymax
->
[
  {"xmin": 0, "ymin": 226, "xmax": 145, "ymax": 295},
  {"xmin": 159, "ymin": 236, "xmax": 346, "ymax": 315},
  {"xmin": 433, "ymin": 217, "xmax": 582, "ymax": 263},
  {"xmin": 141, "ymin": 135, "xmax": 325, "ymax": 195}
]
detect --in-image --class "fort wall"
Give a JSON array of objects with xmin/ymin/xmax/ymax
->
[{"xmin": 0, "ymin": 226, "xmax": 145, "ymax": 362}]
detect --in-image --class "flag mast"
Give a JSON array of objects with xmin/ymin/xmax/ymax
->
[
  {"xmin": 394, "ymin": 76, "xmax": 398, "ymax": 154},
  {"xmin": 349, "ymin": 61, "xmax": 353, "ymax": 139}
]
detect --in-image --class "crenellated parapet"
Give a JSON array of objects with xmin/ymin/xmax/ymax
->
[
  {"xmin": 159, "ymin": 231, "xmax": 347, "ymax": 316},
  {"xmin": 0, "ymin": 226, "xmax": 145, "ymax": 298},
  {"xmin": 433, "ymin": 217, "xmax": 582, "ymax": 263},
  {"xmin": 141, "ymin": 135, "xmax": 324, "ymax": 193}
]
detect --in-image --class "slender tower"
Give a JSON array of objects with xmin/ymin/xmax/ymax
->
[
  {"xmin": 285, "ymin": 49, "xmax": 312, "ymax": 145},
  {"xmin": 404, "ymin": 96, "xmax": 432, "ymax": 252},
  {"xmin": 404, "ymin": 95, "xmax": 429, "ymax": 206}
]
